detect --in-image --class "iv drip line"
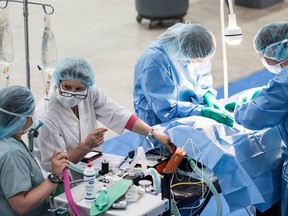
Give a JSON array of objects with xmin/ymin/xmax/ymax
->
[{"xmin": 0, "ymin": 0, "xmax": 55, "ymax": 89}]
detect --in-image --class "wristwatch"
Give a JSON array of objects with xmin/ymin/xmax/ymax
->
[
  {"xmin": 147, "ymin": 128, "xmax": 154, "ymax": 140},
  {"xmin": 48, "ymin": 173, "xmax": 61, "ymax": 184}
]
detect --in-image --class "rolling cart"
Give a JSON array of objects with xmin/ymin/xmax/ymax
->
[{"xmin": 135, "ymin": 0, "xmax": 189, "ymax": 29}]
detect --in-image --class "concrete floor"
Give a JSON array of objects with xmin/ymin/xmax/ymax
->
[{"xmin": 1, "ymin": 0, "xmax": 288, "ymax": 138}]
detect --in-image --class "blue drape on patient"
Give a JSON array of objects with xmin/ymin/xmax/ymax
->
[{"xmin": 103, "ymin": 116, "xmax": 283, "ymax": 212}]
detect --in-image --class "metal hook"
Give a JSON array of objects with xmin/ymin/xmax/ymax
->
[
  {"xmin": 42, "ymin": 4, "xmax": 54, "ymax": 15},
  {"xmin": 0, "ymin": 0, "xmax": 9, "ymax": 9},
  {"xmin": 0, "ymin": 0, "xmax": 54, "ymax": 15}
]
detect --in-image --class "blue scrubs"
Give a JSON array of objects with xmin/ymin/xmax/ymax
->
[
  {"xmin": 134, "ymin": 40, "xmax": 216, "ymax": 126},
  {"xmin": 234, "ymin": 66, "xmax": 288, "ymax": 216}
]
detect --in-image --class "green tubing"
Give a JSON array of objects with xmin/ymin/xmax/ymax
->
[
  {"xmin": 68, "ymin": 162, "xmax": 84, "ymax": 174},
  {"xmin": 147, "ymin": 168, "xmax": 161, "ymax": 194},
  {"xmin": 68, "ymin": 162, "xmax": 100, "ymax": 178},
  {"xmin": 188, "ymin": 158, "xmax": 222, "ymax": 216}
]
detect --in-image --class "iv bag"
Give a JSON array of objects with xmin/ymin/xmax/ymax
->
[
  {"xmin": 41, "ymin": 14, "xmax": 57, "ymax": 77},
  {"xmin": 0, "ymin": 7, "xmax": 14, "ymax": 76}
]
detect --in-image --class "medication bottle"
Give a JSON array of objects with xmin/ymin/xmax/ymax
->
[{"xmin": 84, "ymin": 163, "xmax": 96, "ymax": 202}]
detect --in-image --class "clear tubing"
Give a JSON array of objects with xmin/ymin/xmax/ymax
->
[
  {"xmin": 171, "ymin": 199, "xmax": 181, "ymax": 216},
  {"xmin": 146, "ymin": 168, "xmax": 161, "ymax": 194},
  {"xmin": 188, "ymin": 158, "xmax": 222, "ymax": 216}
]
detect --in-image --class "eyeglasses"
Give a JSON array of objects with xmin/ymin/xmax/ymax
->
[{"xmin": 60, "ymin": 86, "xmax": 88, "ymax": 99}]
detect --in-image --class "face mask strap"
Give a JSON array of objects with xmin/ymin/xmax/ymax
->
[{"xmin": 0, "ymin": 107, "xmax": 32, "ymax": 118}]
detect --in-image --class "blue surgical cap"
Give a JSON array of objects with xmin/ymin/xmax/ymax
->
[
  {"xmin": 158, "ymin": 23, "xmax": 216, "ymax": 62},
  {"xmin": 53, "ymin": 56, "xmax": 96, "ymax": 87},
  {"xmin": 254, "ymin": 21, "xmax": 288, "ymax": 61},
  {"xmin": 0, "ymin": 86, "xmax": 35, "ymax": 138}
]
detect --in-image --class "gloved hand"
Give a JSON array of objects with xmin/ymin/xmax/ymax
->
[
  {"xmin": 224, "ymin": 101, "xmax": 237, "ymax": 113},
  {"xmin": 201, "ymin": 107, "xmax": 234, "ymax": 127},
  {"xmin": 224, "ymin": 87, "xmax": 264, "ymax": 112},
  {"xmin": 203, "ymin": 91, "xmax": 221, "ymax": 109}
]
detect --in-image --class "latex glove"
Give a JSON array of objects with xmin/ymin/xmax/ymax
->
[
  {"xmin": 203, "ymin": 91, "xmax": 221, "ymax": 109},
  {"xmin": 224, "ymin": 101, "xmax": 237, "ymax": 113},
  {"xmin": 201, "ymin": 107, "xmax": 234, "ymax": 127},
  {"xmin": 238, "ymin": 87, "xmax": 262, "ymax": 103},
  {"xmin": 224, "ymin": 87, "xmax": 264, "ymax": 112}
]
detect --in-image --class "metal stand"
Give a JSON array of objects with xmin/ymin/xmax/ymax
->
[{"xmin": 0, "ymin": 0, "xmax": 54, "ymax": 89}]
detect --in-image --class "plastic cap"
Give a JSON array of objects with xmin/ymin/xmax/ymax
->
[{"xmin": 87, "ymin": 164, "xmax": 92, "ymax": 167}]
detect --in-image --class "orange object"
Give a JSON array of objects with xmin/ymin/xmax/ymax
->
[
  {"xmin": 162, "ymin": 147, "xmax": 186, "ymax": 174},
  {"xmin": 154, "ymin": 160, "xmax": 168, "ymax": 173}
]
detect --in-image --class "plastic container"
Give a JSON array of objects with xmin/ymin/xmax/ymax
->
[
  {"xmin": 135, "ymin": 0, "xmax": 189, "ymax": 28},
  {"xmin": 235, "ymin": 0, "xmax": 283, "ymax": 9},
  {"xmin": 84, "ymin": 163, "xmax": 96, "ymax": 202},
  {"xmin": 138, "ymin": 180, "xmax": 154, "ymax": 194},
  {"xmin": 125, "ymin": 185, "xmax": 139, "ymax": 203}
]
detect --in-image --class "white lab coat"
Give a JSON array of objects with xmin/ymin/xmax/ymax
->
[{"xmin": 33, "ymin": 84, "xmax": 132, "ymax": 171}]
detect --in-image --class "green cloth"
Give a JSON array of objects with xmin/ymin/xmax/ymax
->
[
  {"xmin": 90, "ymin": 179, "xmax": 132, "ymax": 216},
  {"xmin": 201, "ymin": 107, "xmax": 234, "ymax": 127}
]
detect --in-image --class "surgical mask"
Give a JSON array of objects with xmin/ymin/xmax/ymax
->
[
  {"xmin": 189, "ymin": 60, "xmax": 212, "ymax": 76},
  {"xmin": 57, "ymin": 87, "xmax": 87, "ymax": 108},
  {"xmin": 261, "ymin": 57, "xmax": 284, "ymax": 74},
  {"xmin": 22, "ymin": 114, "xmax": 40, "ymax": 134},
  {"xmin": 0, "ymin": 107, "xmax": 42, "ymax": 133},
  {"xmin": 57, "ymin": 95, "xmax": 83, "ymax": 108}
]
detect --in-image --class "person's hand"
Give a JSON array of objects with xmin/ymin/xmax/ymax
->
[
  {"xmin": 224, "ymin": 101, "xmax": 237, "ymax": 112},
  {"xmin": 83, "ymin": 128, "xmax": 108, "ymax": 150},
  {"xmin": 51, "ymin": 151, "xmax": 69, "ymax": 179},
  {"xmin": 153, "ymin": 130, "xmax": 175, "ymax": 153},
  {"xmin": 224, "ymin": 87, "xmax": 263, "ymax": 112},
  {"xmin": 201, "ymin": 107, "xmax": 234, "ymax": 127},
  {"xmin": 203, "ymin": 91, "xmax": 221, "ymax": 110}
]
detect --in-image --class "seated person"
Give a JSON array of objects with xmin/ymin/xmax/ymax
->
[
  {"xmin": 34, "ymin": 56, "xmax": 174, "ymax": 173},
  {"xmin": 0, "ymin": 86, "xmax": 69, "ymax": 215}
]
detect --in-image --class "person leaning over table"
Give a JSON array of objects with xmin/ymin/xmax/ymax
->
[
  {"xmin": 34, "ymin": 56, "xmax": 174, "ymax": 173},
  {"xmin": 232, "ymin": 21, "xmax": 288, "ymax": 216},
  {"xmin": 0, "ymin": 86, "xmax": 69, "ymax": 216},
  {"xmin": 133, "ymin": 21, "xmax": 233, "ymax": 127}
]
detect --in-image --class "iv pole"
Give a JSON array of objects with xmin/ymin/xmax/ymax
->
[
  {"xmin": 0, "ymin": 0, "xmax": 54, "ymax": 89},
  {"xmin": 220, "ymin": 0, "xmax": 242, "ymax": 99}
]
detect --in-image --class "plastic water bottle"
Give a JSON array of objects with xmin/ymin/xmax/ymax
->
[{"xmin": 84, "ymin": 163, "xmax": 96, "ymax": 202}]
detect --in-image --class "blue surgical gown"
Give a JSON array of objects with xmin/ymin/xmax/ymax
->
[
  {"xmin": 234, "ymin": 66, "xmax": 288, "ymax": 216},
  {"xmin": 134, "ymin": 40, "xmax": 216, "ymax": 126}
]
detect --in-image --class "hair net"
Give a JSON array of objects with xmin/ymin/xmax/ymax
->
[
  {"xmin": 53, "ymin": 56, "xmax": 96, "ymax": 87},
  {"xmin": 253, "ymin": 21, "xmax": 288, "ymax": 61},
  {"xmin": 0, "ymin": 86, "xmax": 35, "ymax": 138},
  {"xmin": 157, "ymin": 22, "xmax": 216, "ymax": 62}
]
